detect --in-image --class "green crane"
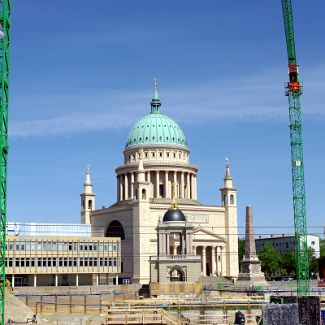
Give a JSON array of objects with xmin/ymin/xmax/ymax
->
[
  {"xmin": 281, "ymin": 0, "xmax": 309, "ymax": 295},
  {"xmin": 0, "ymin": 0, "xmax": 11, "ymax": 323}
]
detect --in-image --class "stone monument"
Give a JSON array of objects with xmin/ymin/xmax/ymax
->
[{"xmin": 237, "ymin": 205, "xmax": 268, "ymax": 286}]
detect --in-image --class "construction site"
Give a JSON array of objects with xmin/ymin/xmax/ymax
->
[{"xmin": 1, "ymin": 0, "xmax": 325, "ymax": 324}]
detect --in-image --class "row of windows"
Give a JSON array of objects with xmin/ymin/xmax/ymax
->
[
  {"xmin": 127, "ymin": 150, "xmax": 188, "ymax": 163},
  {"xmin": 6, "ymin": 257, "xmax": 118, "ymax": 268},
  {"xmin": 260, "ymin": 241, "xmax": 294, "ymax": 249},
  {"xmin": 7, "ymin": 241, "xmax": 118, "ymax": 252}
]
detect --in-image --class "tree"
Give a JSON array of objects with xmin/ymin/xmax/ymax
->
[
  {"xmin": 281, "ymin": 251, "xmax": 296, "ymax": 277},
  {"xmin": 257, "ymin": 243, "xmax": 281, "ymax": 278},
  {"xmin": 319, "ymin": 239, "xmax": 325, "ymax": 257},
  {"xmin": 238, "ymin": 238, "xmax": 245, "ymax": 267},
  {"xmin": 308, "ymin": 247, "xmax": 318, "ymax": 277}
]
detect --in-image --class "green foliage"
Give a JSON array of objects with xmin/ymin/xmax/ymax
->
[
  {"xmin": 318, "ymin": 256, "xmax": 325, "ymax": 279},
  {"xmin": 238, "ymin": 238, "xmax": 245, "ymax": 264},
  {"xmin": 257, "ymin": 244, "xmax": 281, "ymax": 277},
  {"xmin": 308, "ymin": 247, "xmax": 318, "ymax": 276},
  {"xmin": 281, "ymin": 251, "xmax": 296, "ymax": 276},
  {"xmin": 319, "ymin": 239, "xmax": 325, "ymax": 257}
]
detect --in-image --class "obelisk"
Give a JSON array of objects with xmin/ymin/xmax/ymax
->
[{"xmin": 237, "ymin": 206, "xmax": 268, "ymax": 285}]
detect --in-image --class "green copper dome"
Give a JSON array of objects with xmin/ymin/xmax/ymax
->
[{"xmin": 125, "ymin": 80, "xmax": 188, "ymax": 149}]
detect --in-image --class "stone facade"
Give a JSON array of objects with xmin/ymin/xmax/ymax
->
[{"xmin": 87, "ymin": 85, "xmax": 239, "ymax": 284}]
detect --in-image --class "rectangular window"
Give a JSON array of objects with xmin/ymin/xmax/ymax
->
[
  {"xmin": 20, "ymin": 258, "xmax": 25, "ymax": 267},
  {"xmin": 68, "ymin": 258, "xmax": 72, "ymax": 267},
  {"xmin": 73, "ymin": 258, "xmax": 77, "ymax": 267},
  {"xmin": 113, "ymin": 258, "xmax": 117, "ymax": 267},
  {"xmin": 8, "ymin": 242, "xmax": 13, "ymax": 250},
  {"xmin": 31, "ymin": 241, "xmax": 36, "ymax": 250},
  {"xmin": 99, "ymin": 258, "xmax": 103, "ymax": 267},
  {"xmin": 26, "ymin": 258, "xmax": 30, "ymax": 267},
  {"xmin": 89, "ymin": 258, "xmax": 93, "ymax": 267},
  {"xmin": 99, "ymin": 243, "xmax": 103, "ymax": 251},
  {"xmin": 63, "ymin": 258, "xmax": 68, "ymax": 267},
  {"xmin": 16, "ymin": 243, "xmax": 20, "ymax": 251},
  {"xmin": 31, "ymin": 259, "xmax": 35, "ymax": 267},
  {"xmin": 94, "ymin": 259, "xmax": 97, "ymax": 267},
  {"xmin": 113, "ymin": 244, "xmax": 117, "ymax": 251},
  {"xmin": 108, "ymin": 258, "xmax": 112, "ymax": 267},
  {"xmin": 104, "ymin": 258, "xmax": 108, "ymax": 267},
  {"xmin": 15, "ymin": 259, "xmax": 19, "ymax": 267},
  {"xmin": 93, "ymin": 244, "xmax": 98, "ymax": 251},
  {"xmin": 43, "ymin": 259, "xmax": 46, "ymax": 267},
  {"xmin": 26, "ymin": 241, "xmax": 31, "ymax": 251},
  {"xmin": 37, "ymin": 258, "xmax": 41, "ymax": 267},
  {"xmin": 8, "ymin": 258, "xmax": 13, "ymax": 267},
  {"xmin": 68, "ymin": 242, "xmax": 73, "ymax": 251},
  {"xmin": 80, "ymin": 243, "xmax": 84, "ymax": 251},
  {"xmin": 53, "ymin": 258, "xmax": 57, "ymax": 267},
  {"xmin": 59, "ymin": 258, "xmax": 63, "ymax": 267}
]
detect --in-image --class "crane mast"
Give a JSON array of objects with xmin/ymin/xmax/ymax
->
[
  {"xmin": 281, "ymin": 0, "xmax": 309, "ymax": 295},
  {"xmin": 0, "ymin": 0, "xmax": 10, "ymax": 323}
]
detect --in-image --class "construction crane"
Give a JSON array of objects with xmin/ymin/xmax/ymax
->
[
  {"xmin": 0, "ymin": 0, "xmax": 11, "ymax": 323},
  {"xmin": 281, "ymin": 0, "xmax": 309, "ymax": 295}
]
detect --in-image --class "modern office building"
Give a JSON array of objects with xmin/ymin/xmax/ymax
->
[
  {"xmin": 6, "ymin": 234, "xmax": 121, "ymax": 287},
  {"xmin": 255, "ymin": 234, "xmax": 320, "ymax": 258}
]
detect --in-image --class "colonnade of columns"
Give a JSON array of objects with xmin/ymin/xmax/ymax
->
[
  {"xmin": 166, "ymin": 243, "xmax": 226, "ymax": 277},
  {"xmin": 117, "ymin": 170, "xmax": 197, "ymax": 201},
  {"xmin": 193, "ymin": 245, "xmax": 226, "ymax": 277}
]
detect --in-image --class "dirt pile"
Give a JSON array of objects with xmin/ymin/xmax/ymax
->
[{"xmin": 5, "ymin": 292, "xmax": 54, "ymax": 324}]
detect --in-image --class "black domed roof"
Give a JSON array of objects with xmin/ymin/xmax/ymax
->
[{"xmin": 163, "ymin": 209, "xmax": 186, "ymax": 222}]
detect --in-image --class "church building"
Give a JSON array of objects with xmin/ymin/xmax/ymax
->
[{"xmin": 82, "ymin": 80, "xmax": 239, "ymax": 284}]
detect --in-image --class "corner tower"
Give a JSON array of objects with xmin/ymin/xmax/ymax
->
[
  {"xmin": 80, "ymin": 164, "xmax": 96, "ymax": 224},
  {"xmin": 220, "ymin": 158, "xmax": 239, "ymax": 278}
]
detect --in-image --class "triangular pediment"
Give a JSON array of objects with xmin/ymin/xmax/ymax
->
[{"xmin": 193, "ymin": 226, "xmax": 226, "ymax": 242}]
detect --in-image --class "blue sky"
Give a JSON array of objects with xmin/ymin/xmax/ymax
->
[{"xmin": 8, "ymin": 1, "xmax": 325, "ymax": 238}]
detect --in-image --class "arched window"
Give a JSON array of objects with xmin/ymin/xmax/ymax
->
[
  {"xmin": 106, "ymin": 220, "xmax": 125, "ymax": 240},
  {"xmin": 142, "ymin": 189, "xmax": 146, "ymax": 199},
  {"xmin": 223, "ymin": 195, "xmax": 227, "ymax": 206},
  {"xmin": 88, "ymin": 200, "xmax": 92, "ymax": 210},
  {"xmin": 82, "ymin": 200, "xmax": 85, "ymax": 211},
  {"xmin": 230, "ymin": 194, "xmax": 234, "ymax": 205}
]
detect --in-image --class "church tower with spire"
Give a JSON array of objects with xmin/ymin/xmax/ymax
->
[
  {"xmin": 220, "ymin": 158, "xmax": 239, "ymax": 278},
  {"xmin": 80, "ymin": 164, "xmax": 96, "ymax": 224}
]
